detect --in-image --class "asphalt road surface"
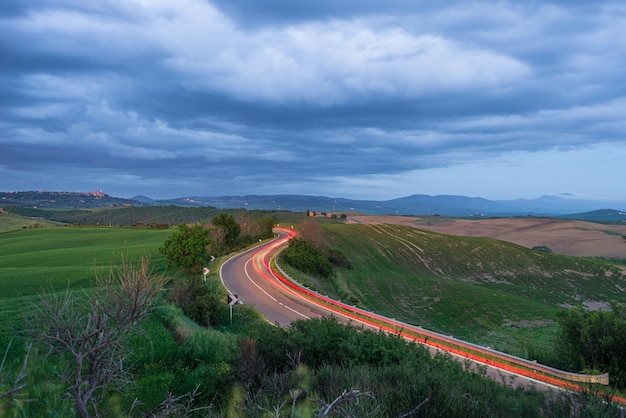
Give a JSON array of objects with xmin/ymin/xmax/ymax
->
[{"xmin": 220, "ymin": 228, "xmax": 332, "ymax": 326}]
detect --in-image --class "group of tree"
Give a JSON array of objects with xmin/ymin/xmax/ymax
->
[
  {"xmin": 2, "ymin": 204, "xmax": 280, "ymax": 229},
  {"xmin": 159, "ymin": 213, "xmax": 275, "ymax": 273},
  {"xmin": 555, "ymin": 303, "xmax": 626, "ymax": 389}
]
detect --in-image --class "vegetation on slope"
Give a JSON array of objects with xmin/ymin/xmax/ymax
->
[
  {"xmin": 305, "ymin": 223, "xmax": 626, "ymax": 357},
  {"xmin": 3, "ymin": 205, "xmax": 304, "ymax": 228},
  {"xmin": 0, "ymin": 225, "xmax": 566, "ymax": 417},
  {"xmin": 0, "ymin": 212, "xmax": 60, "ymax": 232}
]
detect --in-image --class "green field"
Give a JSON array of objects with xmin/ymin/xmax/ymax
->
[
  {"xmin": 0, "ymin": 226, "xmax": 172, "ymax": 347},
  {"xmin": 297, "ymin": 223, "xmax": 626, "ymax": 357},
  {"xmin": 0, "ymin": 212, "xmax": 61, "ymax": 231}
]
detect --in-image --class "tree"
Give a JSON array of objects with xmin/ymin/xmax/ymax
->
[
  {"xmin": 209, "ymin": 213, "xmax": 241, "ymax": 255},
  {"xmin": 556, "ymin": 304, "xmax": 626, "ymax": 388},
  {"xmin": 159, "ymin": 224, "xmax": 212, "ymax": 273},
  {"xmin": 29, "ymin": 257, "xmax": 169, "ymax": 418},
  {"xmin": 255, "ymin": 215, "xmax": 275, "ymax": 240},
  {"xmin": 296, "ymin": 217, "xmax": 327, "ymax": 250}
]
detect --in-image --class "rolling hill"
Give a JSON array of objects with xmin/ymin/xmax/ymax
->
[{"xmin": 305, "ymin": 222, "xmax": 626, "ymax": 357}]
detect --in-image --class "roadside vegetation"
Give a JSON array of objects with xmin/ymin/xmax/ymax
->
[{"xmin": 1, "ymin": 211, "xmax": 625, "ymax": 416}]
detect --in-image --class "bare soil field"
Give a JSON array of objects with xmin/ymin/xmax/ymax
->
[{"xmin": 347, "ymin": 215, "xmax": 626, "ymax": 259}]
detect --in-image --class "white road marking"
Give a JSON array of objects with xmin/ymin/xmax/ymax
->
[
  {"xmin": 244, "ymin": 258, "xmax": 277, "ymax": 301},
  {"xmin": 280, "ymin": 302, "xmax": 311, "ymax": 319},
  {"xmin": 244, "ymin": 257, "xmax": 310, "ymax": 319}
]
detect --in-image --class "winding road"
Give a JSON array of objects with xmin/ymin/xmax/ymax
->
[
  {"xmin": 220, "ymin": 228, "xmax": 329, "ymax": 326},
  {"xmin": 220, "ymin": 228, "xmax": 620, "ymax": 400}
]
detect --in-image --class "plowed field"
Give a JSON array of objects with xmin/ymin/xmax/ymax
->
[{"xmin": 347, "ymin": 216, "xmax": 626, "ymax": 259}]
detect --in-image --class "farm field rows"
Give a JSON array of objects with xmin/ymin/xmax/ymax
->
[{"xmin": 348, "ymin": 215, "xmax": 626, "ymax": 259}]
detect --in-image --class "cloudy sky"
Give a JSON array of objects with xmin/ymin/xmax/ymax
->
[{"xmin": 2, "ymin": 1, "xmax": 625, "ymax": 203}]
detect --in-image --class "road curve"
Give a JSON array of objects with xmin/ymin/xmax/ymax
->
[
  {"xmin": 220, "ymin": 228, "xmax": 331, "ymax": 326},
  {"xmin": 220, "ymin": 228, "xmax": 622, "ymax": 402}
]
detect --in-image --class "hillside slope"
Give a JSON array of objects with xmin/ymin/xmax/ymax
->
[{"xmin": 316, "ymin": 223, "xmax": 626, "ymax": 354}]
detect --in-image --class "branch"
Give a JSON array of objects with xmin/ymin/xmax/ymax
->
[{"xmin": 317, "ymin": 389, "xmax": 375, "ymax": 417}]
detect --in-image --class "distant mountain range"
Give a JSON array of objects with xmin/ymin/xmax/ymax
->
[
  {"xmin": 3, "ymin": 191, "xmax": 626, "ymax": 220},
  {"xmin": 147, "ymin": 193, "xmax": 626, "ymax": 219}
]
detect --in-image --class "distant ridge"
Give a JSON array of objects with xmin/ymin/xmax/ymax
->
[
  {"xmin": 558, "ymin": 209, "xmax": 626, "ymax": 222},
  {"xmin": 155, "ymin": 193, "xmax": 626, "ymax": 218},
  {"xmin": 131, "ymin": 195, "xmax": 155, "ymax": 203},
  {"xmin": 2, "ymin": 191, "xmax": 625, "ymax": 219}
]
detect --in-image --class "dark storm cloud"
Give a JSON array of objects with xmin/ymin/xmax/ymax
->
[{"xmin": 1, "ymin": 0, "xmax": 625, "ymax": 200}]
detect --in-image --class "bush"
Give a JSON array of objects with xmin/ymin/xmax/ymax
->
[
  {"xmin": 282, "ymin": 238, "xmax": 334, "ymax": 278},
  {"xmin": 555, "ymin": 304, "xmax": 626, "ymax": 388},
  {"xmin": 168, "ymin": 277, "xmax": 226, "ymax": 327}
]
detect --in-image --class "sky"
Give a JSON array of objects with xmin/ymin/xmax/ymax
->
[{"xmin": 1, "ymin": 0, "xmax": 626, "ymax": 203}]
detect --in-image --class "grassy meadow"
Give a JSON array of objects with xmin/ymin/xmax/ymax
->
[
  {"xmin": 0, "ymin": 212, "xmax": 60, "ymax": 232},
  {"xmin": 299, "ymin": 223, "xmax": 626, "ymax": 357},
  {"xmin": 0, "ymin": 226, "xmax": 172, "ymax": 347}
]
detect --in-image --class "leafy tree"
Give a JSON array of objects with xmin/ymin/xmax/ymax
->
[
  {"xmin": 256, "ymin": 215, "xmax": 275, "ymax": 239},
  {"xmin": 556, "ymin": 304, "xmax": 626, "ymax": 388},
  {"xmin": 532, "ymin": 245, "xmax": 552, "ymax": 253},
  {"xmin": 159, "ymin": 224, "xmax": 212, "ymax": 273},
  {"xmin": 210, "ymin": 213, "xmax": 241, "ymax": 255}
]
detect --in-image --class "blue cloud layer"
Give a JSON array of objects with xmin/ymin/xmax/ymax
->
[{"xmin": 1, "ymin": 0, "xmax": 625, "ymax": 201}]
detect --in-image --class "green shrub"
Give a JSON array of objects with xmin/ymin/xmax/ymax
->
[
  {"xmin": 168, "ymin": 277, "xmax": 225, "ymax": 327},
  {"xmin": 282, "ymin": 238, "xmax": 334, "ymax": 278}
]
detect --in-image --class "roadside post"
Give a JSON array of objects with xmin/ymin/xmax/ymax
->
[{"xmin": 227, "ymin": 293, "xmax": 239, "ymax": 325}]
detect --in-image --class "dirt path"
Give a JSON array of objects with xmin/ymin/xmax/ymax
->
[{"xmin": 347, "ymin": 215, "xmax": 626, "ymax": 259}]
